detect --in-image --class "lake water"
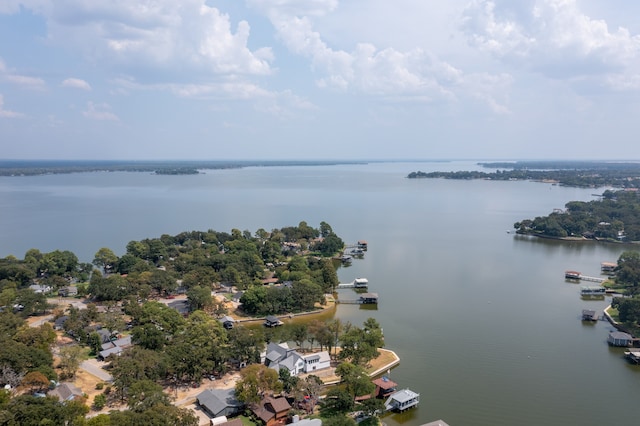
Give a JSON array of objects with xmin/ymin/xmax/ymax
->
[{"xmin": 0, "ymin": 161, "xmax": 636, "ymax": 425}]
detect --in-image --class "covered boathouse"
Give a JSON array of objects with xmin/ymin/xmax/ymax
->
[
  {"xmin": 608, "ymin": 331, "xmax": 633, "ymax": 347},
  {"xmin": 384, "ymin": 389, "xmax": 420, "ymax": 412}
]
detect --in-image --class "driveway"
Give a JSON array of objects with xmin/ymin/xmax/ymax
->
[{"xmin": 80, "ymin": 359, "xmax": 113, "ymax": 382}]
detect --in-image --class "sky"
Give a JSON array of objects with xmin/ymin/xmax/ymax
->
[{"xmin": 2, "ymin": 0, "xmax": 640, "ymax": 161}]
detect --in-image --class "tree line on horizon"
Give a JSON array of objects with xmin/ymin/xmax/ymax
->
[{"xmin": 514, "ymin": 189, "xmax": 640, "ymax": 241}]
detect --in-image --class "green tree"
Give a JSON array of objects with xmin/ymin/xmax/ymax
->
[
  {"xmin": 339, "ymin": 325, "xmax": 379, "ymax": 366},
  {"xmin": 93, "ymin": 248, "xmax": 119, "ymax": 274},
  {"xmin": 278, "ymin": 367, "xmax": 299, "ymax": 393},
  {"xmin": 127, "ymin": 379, "xmax": 171, "ymax": 412},
  {"xmin": 290, "ymin": 323, "xmax": 308, "ymax": 351},
  {"xmin": 227, "ymin": 327, "xmax": 263, "ymax": 366},
  {"xmin": 320, "ymin": 388, "xmax": 355, "ymax": 416},
  {"xmin": 58, "ymin": 345, "xmax": 84, "ymax": 379},
  {"xmin": 335, "ymin": 362, "xmax": 374, "ymax": 399},
  {"xmin": 166, "ymin": 312, "xmax": 226, "ymax": 383},
  {"xmin": 108, "ymin": 404, "xmax": 197, "ymax": 425},
  {"xmin": 14, "ymin": 289, "xmax": 49, "ymax": 317},
  {"xmin": 110, "ymin": 347, "xmax": 166, "ymax": 401},
  {"xmin": 187, "ymin": 285, "xmax": 212, "ymax": 312},
  {"xmin": 234, "ymin": 364, "xmax": 282, "ymax": 405},
  {"xmin": 616, "ymin": 251, "xmax": 640, "ymax": 290},
  {"xmin": 93, "ymin": 393, "xmax": 107, "ymax": 411},
  {"xmin": 132, "ymin": 323, "xmax": 167, "ymax": 351}
]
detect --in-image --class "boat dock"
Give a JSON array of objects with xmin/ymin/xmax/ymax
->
[
  {"xmin": 565, "ymin": 270, "xmax": 606, "ymax": 283},
  {"xmin": 336, "ymin": 293, "xmax": 378, "ymax": 304},
  {"xmin": 384, "ymin": 389, "xmax": 420, "ymax": 412},
  {"xmin": 625, "ymin": 350, "xmax": 640, "ymax": 364},
  {"xmin": 337, "ymin": 278, "xmax": 369, "ymax": 289}
]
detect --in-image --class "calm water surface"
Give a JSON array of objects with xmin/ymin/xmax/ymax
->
[{"xmin": 0, "ymin": 161, "xmax": 636, "ymax": 425}]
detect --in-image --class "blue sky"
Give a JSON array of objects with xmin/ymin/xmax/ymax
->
[{"xmin": 2, "ymin": 0, "xmax": 640, "ymax": 160}]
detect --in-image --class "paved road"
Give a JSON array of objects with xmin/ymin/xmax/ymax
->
[{"xmin": 80, "ymin": 359, "xmax": 113, "ymax": 382}]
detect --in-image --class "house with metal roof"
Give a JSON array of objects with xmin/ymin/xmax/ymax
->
[
  {"xmin": 608, "ymin": 331, "xmax": 633, "ymax": 347},
  {"xmin": 262, "ymin": 342, "xmax": 331, "ymax": 376},
  {"xmin": 384, "ymin": 389, "xmax": 420, "ymax": 412},
  {"xmin": 196, "ymin": 388, "xmax": 244, "ymax": 419},
  {"xmin": 48, "ymin": 383, "xmax": 83, "ymax": 402}
]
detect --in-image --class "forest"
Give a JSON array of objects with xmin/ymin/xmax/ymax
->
[
  {"xmin": 514, "ymin": 189, "xmax": 640, "ymax": 241},
  {"xmin": 408, "ymin": 161, "xmax": 640, "ymax": 188}
]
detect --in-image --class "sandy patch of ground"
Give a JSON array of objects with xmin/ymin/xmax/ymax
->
[{"xmin": 174, "ymin": 373, "xmax": 242, "ymax": 407}]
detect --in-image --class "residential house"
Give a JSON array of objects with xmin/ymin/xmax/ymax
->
[
  {"xmin": 262, "ymin": 343, "xmax": 330, "ymax": 376},
  {"xmin": 232, "ymin": 292, "xmax": 244, "ymax": 303},
  {"xmin": 168, "ymin": 299, "xmax": 190, "ymax": 316},
  {"xmin": 48, "ymin": 383, "xmax": 84, "ymax": 402},
  {"xmin": 219, "ymin": 316, "xmax": 235, "ymax": 330},
  {"xmin": 301, "ymin": 351, "xmax": 331, "ymax": 373},
  {"xmin": 216, "ymin": 419, "xmax": 243, "ymax": 426},
  {"xmin": 98, "ymin": 335, "xmax": 133, "ymax": 360},
  {"xmin": 53, "ymin": 315, "xmax": 69, "ymax": 331},
  {"xmin": 252, "ymin": 396, "xmax": 291, "ymax": 426},
  {"xmin": 372, "ymin": 376, "xmax": 398, "ymax": 399},
  {"xmin": 58, "ymin": 286, "xmax": 78, "ymax": 297},
  {"xmin": 29, "ymin": 284, "xmax": 51, "ymax": 294},
  {"xmin": 196, "ymin": 388, "xmax": 244, "ymax": 419},
  {"xmin": 264, "ymin": 343, "xmax": 305, "ymax": 376}
]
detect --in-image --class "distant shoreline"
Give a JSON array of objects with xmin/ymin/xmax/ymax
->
[
  {"xmin": 0, "ymin": 159, "xmax": 368, "ymax": 177},
  {"xmin": 514, "ymin": 231, "xmax": 637, "ymax": 244}
]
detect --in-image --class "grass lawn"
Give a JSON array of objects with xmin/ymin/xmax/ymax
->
[
  {"xmin": 238, "ymin": 415, "xmax": 258, "ymax": 426},
  {"xmin": 366, "ymin": 350, "xmax": 397, "ymax": 373}
]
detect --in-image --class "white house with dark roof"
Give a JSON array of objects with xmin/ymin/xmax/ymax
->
[
  {"xmin": 301, "ymin": 351, "xmax": 331, "ymax": 373},
  {"xmin": 262, "ymin": 342, "xmax": 330, "ymax": 376}
]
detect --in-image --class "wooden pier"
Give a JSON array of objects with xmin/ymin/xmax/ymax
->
[
  {"xmin": 579, "ymin": 275, "xmax": 606, "ymax": 283},
  {"xmin": 336, "ymin": 292, "xmax": 378, "ymax": 305},
  {"xmin": 565, "ymin": 270, "xmax": 606, "ymax": 283}
]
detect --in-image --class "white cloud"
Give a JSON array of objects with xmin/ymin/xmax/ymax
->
[
  {"xmin": 461, "ymin": 0, "xmax": 640, "ymax": 82},
  {"xmin": 247, "ymin": 0, "xmax": 338, "ymax": 18},
  {"xmin": 0, "ymin": 0, "xmax": 49, "ymax": 14},
  {"xmin": 254, "ymin": 2, "xmax": 510, "ymax": 112},
  {"xmin": 36, "ymin": 0, "xmax": 274, "ymax": 77},
  {"xmin": 82, "ymin": 101, "xmax": 119, "ymax": 121},
  {"xmin": 62, "ymin": 78, "xmax": 92, "ymax": 90},
  {"xmin": 0, "ymin": 94, "xmax": 23, "ymax": 118},
  {"xmin": 0, "ymin": 57, "xmax": 46, "ymax": 90}
]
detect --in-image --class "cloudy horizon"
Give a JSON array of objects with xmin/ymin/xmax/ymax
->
[{"xmin": 2, "ymin": 0, "xmax": 640, "ymax": 160}]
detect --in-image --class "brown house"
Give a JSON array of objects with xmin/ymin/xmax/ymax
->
[
  {"xmin": 252, "ymin": 396, "xmax": 291, "ymax": 426},
  {"xmin": 372, "ymin": 376, "xmax": 398, "ymax": 399}
]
